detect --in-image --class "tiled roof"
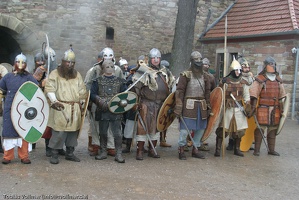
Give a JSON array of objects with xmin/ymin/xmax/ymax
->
[{"xmin": 200, "ymin": 0, "xmax": 299, "ymax": 40}]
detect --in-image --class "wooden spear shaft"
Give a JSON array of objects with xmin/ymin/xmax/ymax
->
[{"xmin": 222, "ymin": 15, "xmax": 228, "ymax": 158}]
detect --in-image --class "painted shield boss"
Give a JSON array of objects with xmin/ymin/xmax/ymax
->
[
  {"xmin": 11, "ymin": 81, "xmax": 49, "ymax": 143},
  {"xmin": 157, "ymin": 92, "xmax": 176, "ymax": 132},
  {"xmin": 108, "ymin": 91, "xmax": 138, "ymax": 114}
]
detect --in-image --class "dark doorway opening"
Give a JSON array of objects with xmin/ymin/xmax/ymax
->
[{"xmin": 0, "ymin": 26, "xmax": 21, "ymax": 65}]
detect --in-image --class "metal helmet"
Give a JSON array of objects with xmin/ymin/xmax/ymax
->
[
  {"xmin": 149, "ymin": 48, "xmax": 161, "ymax": 66},
  {"xmin": 264, "ymin": 56, "xmax": 276, "ymax": 67},
  {"xmin": 98, "ymin": 51, "xmax": 104, "ymax": 59},
  {"xmin": 34, "ymin": 53, "xmax": 45, "ymax": 63},
  {"xmin": 62, "ymin": 46, "xmax": 76, "ymax": 62},
  {"xmin": 190, "ymin": 51, "xmax": 202, "ymax": 62},
  {"xmin": 202, "ymin": 58, "xmax": 210, "ymax": 66},
  {"xmin": 15, "ymin": 53, "xmax": 27, "ymax": 63},
  {"xmin": 101, "ymin": 59, "xmax": 115, "ymax": 75},
  {"xmin": 238, "ymin": 57, "xmax": 249, "ymax": 68},
  {"xmin": 102, "ymin": 47, "xmax": 115, "ymax": 61},
  {"xmin": 149, "ymin": 48, "xmax": 161, "ymax": 59},
  {"xmin": 161, "ymin": 60, "xmax": 169, "ymax": 68},
  {"xmin": 44, "ymin": 46, "xmax": 56, "ymax": 62},
  {"xmin": 119, "ymin": 58, "xmax": 128, "ymax": 66},
  {"xmin": 229, "ymin": 56, "xmax": 241, "ymax": 71}
]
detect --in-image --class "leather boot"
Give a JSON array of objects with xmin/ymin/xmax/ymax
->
[
  {"xmin": 122, "ymin": 138, "xmax": 132, "ymax": 153},
  {"xmin": 160, "ymin": 131, "xmax": 172, "ymax": 147},
  {"xmin": 115, "ymin": 150, "xmax": 125, "ymax": 163},
  {"xmin": 226, "ymin": 138, "xmax": 234, "ymax": 150},
  {"xmin": 89, "ymin": 145, "xmax": 100, "ymax": 156},
  {"xmin": 267, "ymin": 130, "xmax": 280, "ymax": 156},
  {"xmin": 88, "ymin": 136, "xmax": 93, "ymax": 152},
  {"xmin": 192, "ymin": 146, "xmax": 205, "ymax": 159},
  {"xmin": 50, "ymin": 149, "xmax": 59, "ymax": 164},
  {"xmin": 96, "ymin": 148, "xmax": 107, "ymax": 160},
  {"xmin": 214, "ymin": 136, "xmax": 222, "ymax": 157},
  {"xmin": 65, "ymin": 146, "xmax": 80, "ymax": 162},
  {"xmin": 58, "ymin": 149, "xmax": 66, "ymax": 156},
  {"xmin": 96, "ymin": 134, "xmax": 108, "ymax": 160},
  {"xmin": 178, "ymin": 146, "xmax": 186, "ymax": 160},
  {"xmin": 253, "ymin": 129, "xmax": 262, "ymax": 156},
  {"xmin": 148, "ymin": 140, "xmax": 160, "ymax": 158},
  {"xmin": 114, "ymin": 137, "xmax": 125, "ymax": 163},
  {"xmin": 136, "ymin": 141, "xmax": 145, "ymax": 160},
  {"xmin": 234, "ymin": 138, "xmax": 244, "ymax": 157},
  {"xmin": 45, "ymin": 139, "xmax": 52, "ymax": 157}
]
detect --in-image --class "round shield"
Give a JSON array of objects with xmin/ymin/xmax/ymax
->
[
  {"xmin": 108, "ymin": 91, "xmax": 138, "ymax": 114},
  {"xmin": 11, "ymin": 81, "xmax": 49, "ymax": 143},
  {"xmin": 201, "ymin": 87, "xmax": 223, "ymax": 142},
  {"xmin": 157, "ymin": 92, "xmax": 176, "ymax": 132}
]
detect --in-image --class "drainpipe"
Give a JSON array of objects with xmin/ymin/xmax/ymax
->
[{"xmin": 291, "ymin": 47, "xmax": 299, "ymax": 120}]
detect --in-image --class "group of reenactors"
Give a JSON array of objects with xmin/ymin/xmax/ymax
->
[{"xmin": 0, "ymin": 43, "xmax": 287, "ymax": 165}]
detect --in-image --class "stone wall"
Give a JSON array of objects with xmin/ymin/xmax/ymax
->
[{"xmin": 0, "ymin": 0, "xmax": 234, "ymax": 76}]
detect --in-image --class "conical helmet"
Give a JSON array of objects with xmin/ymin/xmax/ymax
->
[
  {"xmin": 15, "ymin": 53, "xmax": 27, "ymax": 63},
  {"xmin": 63, "ymin": 45, "xmax": 75, "ymax": 62},
  {"xmin": 238, "ymin": 57, "xmax": 249, "ymax": 68},
  {"xmin": 229, "ymin": 56, "xmax": 241, "ymax": 71}
]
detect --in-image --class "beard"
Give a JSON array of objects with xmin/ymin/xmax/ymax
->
[{"xmin": 57, "ymin": 65, "xmax": 77, "ymax": 80}]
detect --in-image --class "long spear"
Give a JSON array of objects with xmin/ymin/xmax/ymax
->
[{"xmin": 222, "ymin": 15, "xmax": 228, "ymax": 157}]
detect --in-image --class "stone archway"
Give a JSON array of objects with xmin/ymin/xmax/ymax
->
[{"xmin": 0, "ymin": 14, "xmax": 41, "ymax": 71}]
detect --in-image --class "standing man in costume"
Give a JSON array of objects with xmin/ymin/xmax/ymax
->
[
  {"xmin": 32, "ymin": 52, "xmax": 66, "ymax": 157},
  {"xmin": 84, "ymin": 51, "xmax": 104, "ymax": 156},
  {"xmin": 159, "ymin": 60, "xmax": 172, "ymax": 148},
  {"xmin": 0, "ymin": 63, "xmax": 8, "ymax": 154},
  {"xmin": 214, "ymin": 58, "xmax": 251, "ymax": 157},
  {"xmin": 0, "ymin": 53, "xmax": 38, "ymax": 164},
  {"xmin": 132, "ymin": 48, "xmax": 175, "ymax": 160},
  {"xmin": 45, "ymin": 46, "xmax": 87, "ymax": 164},
  {"xmin": 248, "ymin": 56, "xmax": 286, "ymax": 156},
  {"xmin": 90, "ymin": 60, "xmax": 127, "ymax": 163},
  {"xmin": 174, "ymin": 51, "xmax": 212, "ymax": 160},
  {"xmin": 84, "ymin": 48, "xmax": 124, "ymax": 157},
  {"xmin": 226, "ymin": 57, "xmax": 254, "ymax": 150},
  {"xmin": 202, "ymin": 58, "xmax": 216, "ymax": 91}
]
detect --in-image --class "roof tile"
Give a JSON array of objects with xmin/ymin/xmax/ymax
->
[{"xmin": 202, "ymin": 0, "xmax": 299, "ymax": 39}]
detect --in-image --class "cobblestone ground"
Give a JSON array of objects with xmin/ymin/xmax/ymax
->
[{"xmin": 0, "ymin": 119, "xmax": 298, "ymax": 200}]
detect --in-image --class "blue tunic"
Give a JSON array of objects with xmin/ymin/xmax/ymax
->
[{"xmin": 0, "ymin": 72, "xmax": 38, "ymax": 138}]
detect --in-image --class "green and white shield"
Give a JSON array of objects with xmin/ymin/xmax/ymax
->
[
  {"xmin": 108, "ymin": 91, "xmax": 138, "ymax": 114},
  {"xmin": 11, "ymin": 81, "xmax": 49, "ymax": 143}
]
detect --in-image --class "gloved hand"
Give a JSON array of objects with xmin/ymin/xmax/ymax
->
[
  {"xmin": 33, "ymin": 66, "xmax": 46, "ymax": 81},
  {"xmin": 96, "ymin": 98, "xmax": 108, "ymax": 112},
  {"xmin": 247, "ymin": 98, "xmax": 257, "ymax": 118},
  {"xmin": 132, "ymin": 103, "xmax": 141, "ymax": 111},
  {"xmin": 173, "ymin": 104, "xmax": 182, "ymax": 117},
  {"xmin": 51, "ymin": 102, "xmax": 65, "ymax": 111},
  {"xmin": 245, "ymin": 103, "xmax": 252, "ymax": 117}
]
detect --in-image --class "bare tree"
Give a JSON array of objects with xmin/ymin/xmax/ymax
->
[{"xmin": 170, "ymin": 0, "xmax": 199, "ymax": 77}]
